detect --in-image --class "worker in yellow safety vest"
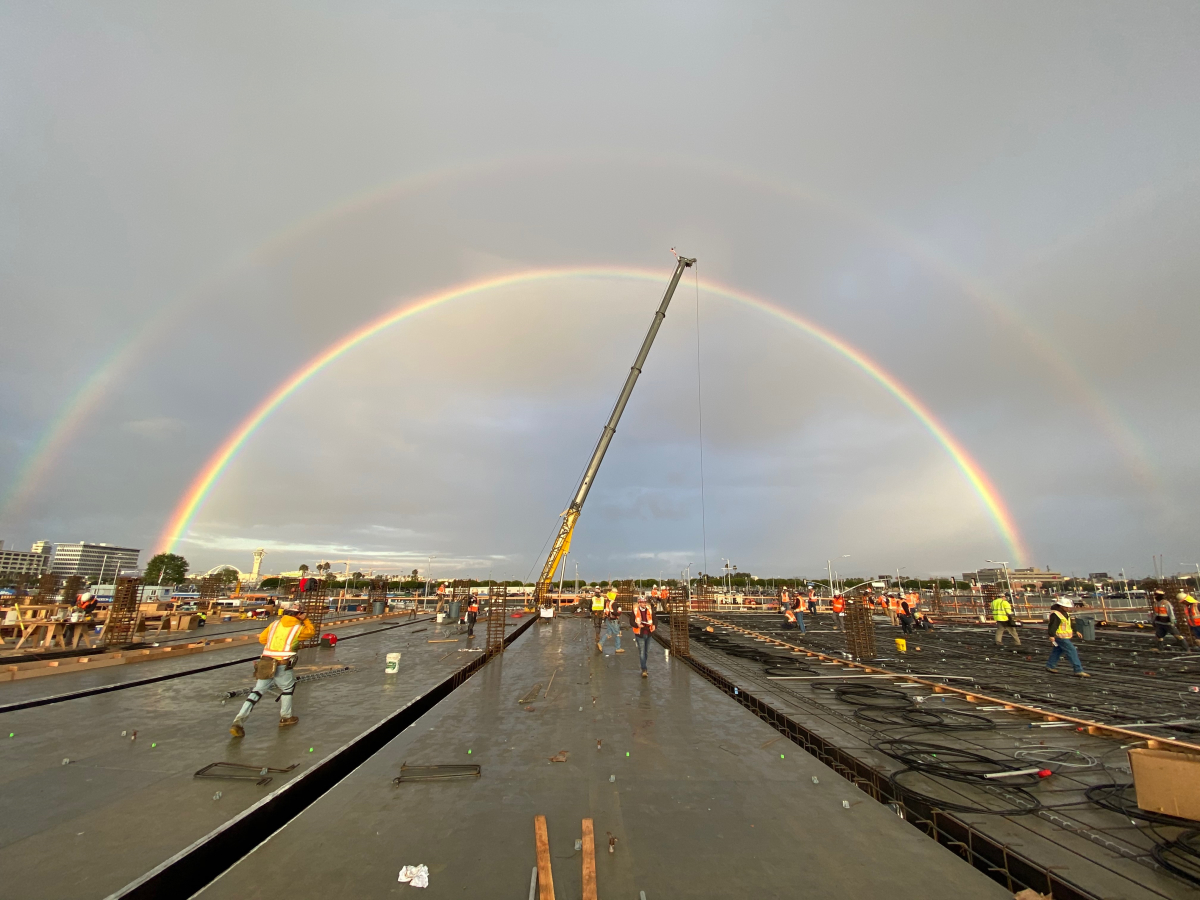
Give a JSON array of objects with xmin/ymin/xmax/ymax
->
[
  {"xmin": 599, "ymin": 590, "xmax": 623, "ymax": 654},
  {"xmin": 1151, "ymin": 590, "xmax": 1184, "ymax": 650},
  {"xmin": 1182, "ymin": 592, "xmax": 1200, "ymax": 640},
  {"xmin": 631, "ymin": 596, "xmax": 656, "ymax": 676},
  {"xmin": 591, "ymin": 590, "xmax": 606, "ymax": 641},
  {"xmin": 992, "ymin": 593, "xmax": 1021, "ymax": 647},
  {"xmin": 230, "ymin": 604, "xmax": 316, "ymax": 737},
  {"xmin": 1045, "ymin": 602, "xmax": 1089, "ymax": 677}
]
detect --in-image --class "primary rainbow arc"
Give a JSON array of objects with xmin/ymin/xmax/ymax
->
[{"xmin": 156, "ymin": 268, "xmax": 1028, "ymax": 564}]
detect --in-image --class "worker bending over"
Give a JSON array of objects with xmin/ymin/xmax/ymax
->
[
  {"xmin": 230, "ymin": 604, "xmax": 316, "ymax": 737},
  {"xmin": 1151, "ymin": 590, "xmax": 1185, "ymax": 650},
  {"xmin": 1045, "ymin": 602, "xmax": 1089, "ymax": 677},
  {"xmin": 598, "ymin": 590, "xmax": 623, "ymax": 653},
  {"xmin": 631, "ymin": 595, "xmax": 655, "ymax": 677},
  {"xmin": 992, "ymin": 592, "xmax": 1021, "ymax": 646}
]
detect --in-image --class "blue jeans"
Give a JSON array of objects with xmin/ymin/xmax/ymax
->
[
  {"xmin": 794, "ymin": 609, "xmax": 806, "ymax": 633},
  {"xmin": 634, "ymin": 632, "xmax": 652, "ymax": 671},
  {"xmin": 235, "ymin": 663, "xmax": 296, "ymax": 721},
  {"xmin": 602, "ymin": 620, "xmax": 621, "ymax": 650},
  {"xmin": 1046, "ymin": 638, "xmax": 1083, "ymax": 674}
]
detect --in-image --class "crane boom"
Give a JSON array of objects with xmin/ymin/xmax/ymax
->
[{"xmin": 534, "ymin": 255, "xmax": 696, "ymax": 604}]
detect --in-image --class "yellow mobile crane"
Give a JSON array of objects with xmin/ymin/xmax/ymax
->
[{"xmin": 534, "ymin": 254, "xmax": 696, "ymax": 609}]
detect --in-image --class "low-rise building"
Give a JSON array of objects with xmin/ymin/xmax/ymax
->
[{"xmin": 0, "ymin": 540, "xmax": 53, "ymax": 577}]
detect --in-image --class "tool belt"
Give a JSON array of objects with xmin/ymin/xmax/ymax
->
[{"xmin": 253, "ymin": 656, "xmax": 296, "ymax": 679}]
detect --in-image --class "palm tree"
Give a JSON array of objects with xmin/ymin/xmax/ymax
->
[{"xmin": 299, "ymin": 564, "xmax": 309, "ymax": 575}]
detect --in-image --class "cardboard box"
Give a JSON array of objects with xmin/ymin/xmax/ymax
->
[{"xmin": 1129, "ymin": 747, "xmax": 1200, "ymax": 822}]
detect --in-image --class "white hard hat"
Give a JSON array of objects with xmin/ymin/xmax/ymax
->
[{"xmin": 1059, "ymin": 599, "xmax": 1074, "ymax": 608}]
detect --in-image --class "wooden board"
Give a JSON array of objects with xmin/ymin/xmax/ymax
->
[
  {"xmin": 534, "ymin": 815, "xmax": 555, "ymax": 900},
  {"xmin": 581, "ymin": 817, "xmax": 597, "ymax": 900}
]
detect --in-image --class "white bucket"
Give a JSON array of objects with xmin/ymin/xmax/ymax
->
[
  {"xmin": 385, "ymin": 652, "xmax": 401, "ymax": 673},
  {"xmin": 436, "ymin": 612, "xmax": 446, "ymax": 623}
]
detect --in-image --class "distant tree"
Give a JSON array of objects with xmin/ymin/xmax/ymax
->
[
  {"xmin": 411, "ymin": 569, "xmax": 419, "ymax": 580},
  {"xmin": 215, "ymin": 567, "xmax": 240, "ymax": 585},
  {"xmin": 260, "ymin": 577, "xmax": 281, "ymax": 590},
  {"xmin": 144, "ymin": 553, "xmax": 189, "ymax": 585},
  {"xmin": 299, "ymin": 564, "xmax": 310, "ymax": 576}
]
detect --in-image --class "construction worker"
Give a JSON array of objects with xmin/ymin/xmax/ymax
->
[
  {"xmin": 631, "ymin": 595, "xmax": 655, "ymax": 676},
  {"xmin": 1045, "ymin": 602, "xmax": 1089, "ymax": 677},
  {"xmin": 591, "ymin": 590, "xmax": 606, "ymax": 640},
  {"xmin": 992, "ymin": 592, "xmax": 1021, "ymax": 646},
  {"xmin": 1182, "ymin": 592, "xmax": 1200, "ymax": 640},
  {"xmin": 230, "ymin": 603, "xmax": 316, "ymax": 737},
  {"xmin": 898, "ymin": 600, "xmax": 915, "ymax": 635},
  {"xmin": 598, "ymin": 590, "xmax": 623, "ymax": 653},
  {"xmin": 1151, "ymin": 590, "xmax": 1184, "ymax": 649},
  {"xmin": 830, "ymin": 593, "xmax": 845, "ymax": 631},
  {"xmin": 466, "ymin": 595, "xmax": 479, "ymax": 638},
  {"xmin": 807, "ymin": 591, "xmax": 817, "ymax": 618}
]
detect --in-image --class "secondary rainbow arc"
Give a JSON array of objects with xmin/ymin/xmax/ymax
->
[{"xmin": 156, "ymin": 268, "xmax": 1029, "ymax": 564}]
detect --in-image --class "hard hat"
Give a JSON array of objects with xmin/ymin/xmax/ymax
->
[
  {"xmin": 283, "ymin": 603, "xmax": 304, "ymax": 615},
  {"xmin": 1154, "ymin": 589, "xmax": 1165, "ymax": 595},
  {"xmin": 1177, "ymin": 592, "xmax": 1188, "ymax": 601},
  {"xmin": 1059, "ymin": 599, "xmax": 1074, "ymax": 608}
]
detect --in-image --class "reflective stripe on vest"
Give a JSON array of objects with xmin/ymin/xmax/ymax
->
[
  {"xmin": 831, "ymin": 597, "xmax": 845, "ymax": 613},
  {"xmin": 633, "ymin": 606, "xmax": 654, "ymax": 633},
  {"xmin": 263, "ymin": 621, "xmax": 303, "ymax": 659},
  {"xmin": 1051, "ymin": 611, "xmax": 1073, "ymax": 639},
  {"xmin": 991, "ymin": 598, "xmax": 1011, "ymax": 622},
  {"xmin": 1154, "ymin": 601, "xmax": 1170, "ymax": 618},
  {"xmin": 1187, "ymin": 602, "xmax": 1200, "ymax": 627}
]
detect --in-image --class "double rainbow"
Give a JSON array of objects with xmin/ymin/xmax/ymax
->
[{"xmin": 156, "ymin": 268, "xmax": 1028, "ymax": 563}]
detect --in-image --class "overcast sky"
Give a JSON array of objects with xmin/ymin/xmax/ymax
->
[{"xmin": 2, "ymin": 2, "xmax": 1198, "ymax": 582}]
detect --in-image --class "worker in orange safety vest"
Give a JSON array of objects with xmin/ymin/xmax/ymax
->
[
  {"xmin": 466, "ymin": 596, "xmax": 480, "ymax": 638},
  {"xmin": 1182, "ymin": 592, "xmax": 1200, "ymax": 640},
  {"xmin": 831, "ymin": 593, "xmax": 845, "ymax": 631},
  {"xmin": 231, "ymin": 604, "xmax": 316, "ymax": 737},
  {"xmin": 1151, "ymin": 590, "xmax": 1184, "ymax": 650},
  {"xmin": 631, "ymin": 595, "xmax": 655, "ymax": 676}
]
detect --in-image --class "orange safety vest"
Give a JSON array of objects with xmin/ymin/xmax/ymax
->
[
  {"xmin": 1153, "ymin": 599, "xmax": 1170, "ymax": 618},
  {"xmin": 784, "ymin": 608, "xmax": 796, "ymax": 623},
  {"xmin": 1186, "ymin": 600, "xmax": 1200, "ymax": 627},
  {"xmin": 831, "ymin": 596, "xmax": 845, "ymax": 614},
  {"xmin": 632, "ymin": 604, "xmax": 655, "ymax": 634},
  {"xmin": 468, "ymin": 599, "xmax": 479, "ymax": 613}
]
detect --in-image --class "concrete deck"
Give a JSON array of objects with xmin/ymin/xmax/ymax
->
[
  {"xmin": 198, "ymin": 615, "xmax": 1008, "ymax": 900},
  {"xmin": 0, "ymin": 614, "xmax": 496, "ymax": 900}
]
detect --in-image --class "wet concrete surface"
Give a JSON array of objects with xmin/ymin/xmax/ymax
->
[
  {"xmin": 0, "ymin": 615, "xmax": 496, "ymax": 900},
  {"xmin": 198, "ymin": 615, "xmax": 1008, "ymax": 900}
]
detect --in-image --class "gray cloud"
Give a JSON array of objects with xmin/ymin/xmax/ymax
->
[{"xmin": 2, "ymin": 2, "xmax": 1198, "ymax": 580}]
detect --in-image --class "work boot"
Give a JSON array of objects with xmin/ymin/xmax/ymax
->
[
  {"xmin": 1074, "ymin": 672, "xmax": 1091, "ymax": 678},
  {"xmin": 597, "ymin": 641, "xmax": 603, "ymax": 652},
  {"xmin": 615, "ymin": 648, "xmax": 625, "ymax": 653},
  {"xmin": 230, "ymin": 722, "xmax": 245, "ymax": 738},
  {"xmin": 641, "ymin": 671, "xmax": 648, "ymax": 678},
  {"xmin": 279, "ymin": 716, "xmax": 299, "ymax": 728}
]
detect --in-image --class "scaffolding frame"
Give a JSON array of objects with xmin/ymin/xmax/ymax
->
[
  {"xmin": 667, "ymin": 586, "xmax": 690, "ymax": 657},
  {"xmin": 102, "ymin": 576, "xmax": 142, "ymax": 646},
  {"xmin": 291, "ymin": 579, "xmax": 328, "ymax": 649}
]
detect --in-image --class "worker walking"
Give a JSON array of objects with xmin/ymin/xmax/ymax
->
[
  {"xmin": 598, "ymin": 590, "xmax": 623, "ymax": 653},
  {"xmin": 230, "ymin": 604, "xmax": 316, "ymax": 737},
  {"xmin": 1045, "ymin": 602, "xmax": 1089, "ymax": 677},
  {"xmin": 1183, "ymin": 592, "xmax": 1200, "ymax": 640},
  {"xmin": 992, "ymin": 592, "xmax": 1021, "ymax": 646},
  {"xmin": 466, "ymin": 595, "xmax": 479, "ymax": 638},
  {"xmin": 591, "ymin": 591, "xmax": 606, "ymax": 641},
  {"xmin": 631, "ymin": 595, "xmax": 655, "ymax": 676},
  {"xmin": 1151, "ymin": 590, "xmax": 1184, "ymax": 650}
]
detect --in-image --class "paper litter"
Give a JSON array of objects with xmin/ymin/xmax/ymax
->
[{"xmin": 398, "ymin": 864, "xmax": 429, "ymax": 888}]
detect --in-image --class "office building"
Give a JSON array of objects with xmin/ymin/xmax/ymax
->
[
  {"xmin": 0, "ymin": 540, "xmax": 53, "ymax": 578},
  {"xmin": 50, "ymin": 542, "xmax": 140, "ymax": 581}
]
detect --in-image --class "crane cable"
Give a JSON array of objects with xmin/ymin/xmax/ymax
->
[{"xmin": 695, "ymin": 262, "xmax": 709, "ymax": 579}]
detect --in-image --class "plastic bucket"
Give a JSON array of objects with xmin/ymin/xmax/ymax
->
[
  {"xmin": 436, "ymin": 612, "xmax": 446, "ymax": 623},
  {"xmin": 894, "ymin": 637, "xmax": 907, "ymax": 653},
  {"xmin": 385, "ymin": 652, "xmax": 401, "ymax": 673}
]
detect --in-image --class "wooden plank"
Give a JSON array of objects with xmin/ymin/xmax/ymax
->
[
  {"xmin": 534, "ymin": 815, "xmax": 555, "ymax": 900},
  {"xmin": 581, "ymin": 818, "xmax": 597, "ymax": 900}
]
